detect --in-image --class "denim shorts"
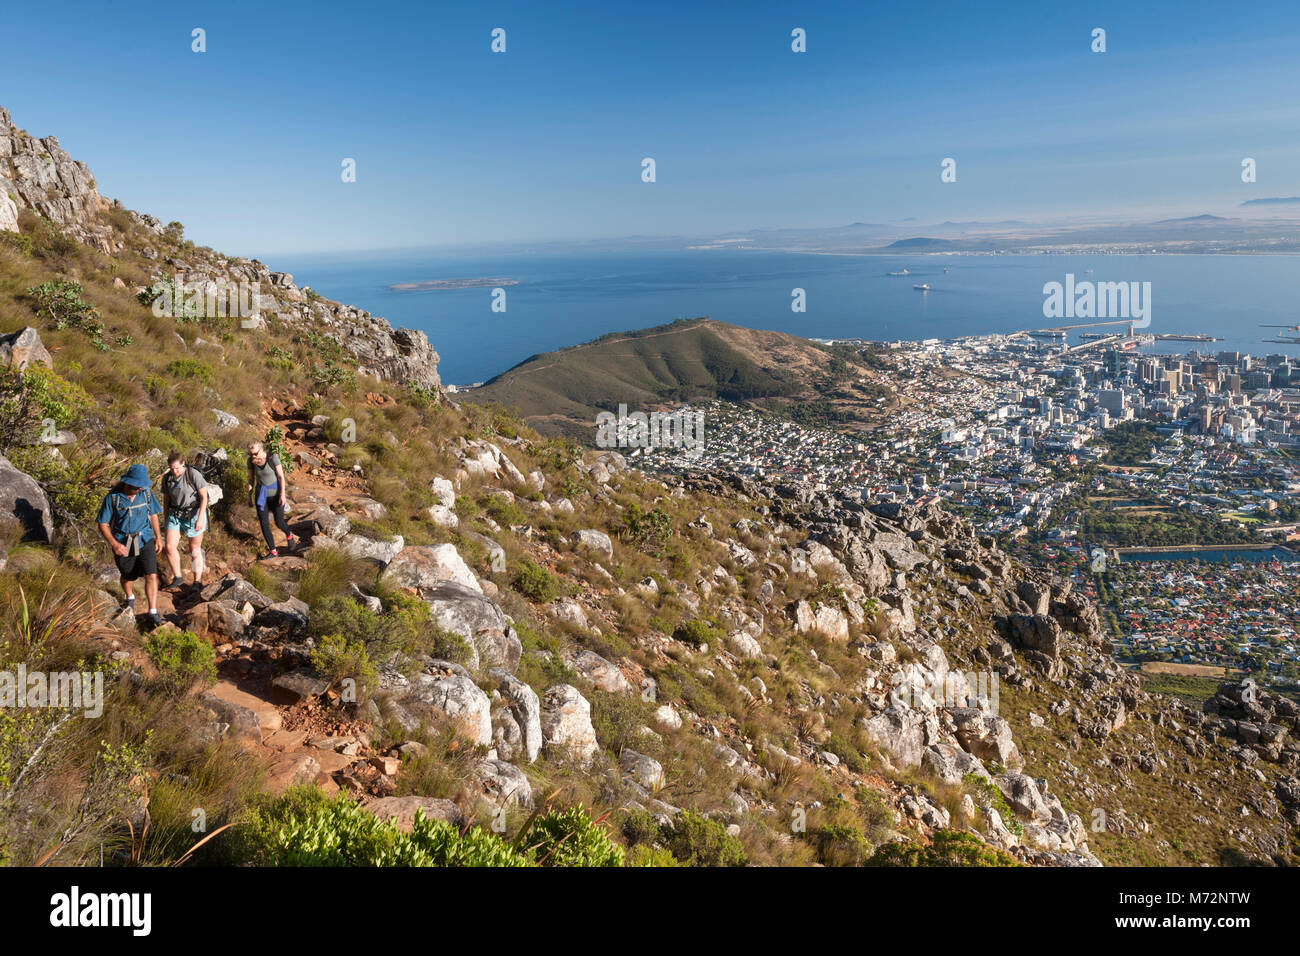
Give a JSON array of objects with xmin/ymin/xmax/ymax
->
[{"xmin": 166, "ymin": 512, "xmax": 204, "ymax": 537}]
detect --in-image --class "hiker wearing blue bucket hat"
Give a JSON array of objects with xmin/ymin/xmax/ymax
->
[{"xmin": 96, "ymin": 462, "xmax": 164, "ymax": 628}]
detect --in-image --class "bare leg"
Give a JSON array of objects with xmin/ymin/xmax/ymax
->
[
  {"xmin": 190, "ymin": 533, "xmax": 206, "ymax": 585},
  {"xmin": 120, "ymin": 575, "xmax": 135, "ymax": 604},
  {"xmin": 145, "ymin": 573, "xmax": 159, "ymax": 611},
  {"xmin": 165, "ymin": 527, "xmax": 182, "ymax": 580}
]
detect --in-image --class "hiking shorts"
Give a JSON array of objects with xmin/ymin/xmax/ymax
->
[
  {"xmin": 166, "ymin": 512, "xmax": 204, "ymax": 537},
  {"xmin": 115, "ymin": 546, "xmax": 158, "ymax": 581}
]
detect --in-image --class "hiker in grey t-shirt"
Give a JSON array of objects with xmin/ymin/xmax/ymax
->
[
  {"xmin": 162, "ymin": 451, "xmax": 209, "ymax": 592},
  {"xmin": 246, "ymin": 440, "xmax": 296, "ymax": 558}
]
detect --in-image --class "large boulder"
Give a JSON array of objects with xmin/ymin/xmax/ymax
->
[
  {"xmin": 923, "ymin": 742, "xmax": 990, "ymax": 785},
  {"xmin": 0, "ymin": 191, "xmax": 18, "ymax": 234},
  {"xmin": 0, "ymin": 327, "xmax": 52, "ymax": 371},
  {"xmin": 0, "ymin": 454, "xmax": 54, "ymax": 542},
  {"xmin": 862, "ymin": 704, "xmax": 937, "ymax": 769},
  {"xmin": 475, "ymin": 758, "xmax": 533, "ymax": 809},
  {"xmin": 201, "ymin": 575, "xmax": 273, "ymax": 611},
  {"xmin": 570, "ymin": 529, "xmax": 613, "ymax": 561},
  {"xmin": 253, "ymin": 597, "xmax": 310, "ymax": 635},
  {"xmin": 947, "ymin": 707, "xmax": 1023, "ymax": 769},
  {"xmin": 429, "ymin": 476, "xmax": 456, "ymax": 508},
  {"xmin": 381, "ymin": 543, "xmax": 481, "ymax": 595},
  {"xmin": 569, "ymin": 649, "xmax": 632, "ymax": 694},
  {"xmin": 994, "ymin": 772, "xmax": 1053, "ymax": 825},
  {"xmin": 180, "ymin": 601, "xmax": 249, "ymax": 644},
  {"xmin": 540, "ymin": 684, "xmax": 599, "ymax": 766},
  {"xmin": 488, "ymin": 668, "xmax": 542, "ymax": 763},
  {"xmin": 791, "ymin": 599, "xmax": 850, "ymax": 641},
  {"xmin": 340, "ymin": 532, "xmax": 404, "ymax": 566},
  {"xmin": 405, "ymin": 673, "xmax": 493, "ymax": 745},
  {"xmin": 419, "ymin": 581, "xmax": 521, "ymax": 673},
  {"xmin": 360, "ymin": 795, "xmax": 463, "ymax": 831}
]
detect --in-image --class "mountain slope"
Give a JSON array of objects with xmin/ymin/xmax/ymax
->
[{"xmin": 0, "ymin": 103, "xmax": 1296, "ymax": 870}]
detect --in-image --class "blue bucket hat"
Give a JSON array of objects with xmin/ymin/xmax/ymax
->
[{"xmin": 120, "ymin": 463, "xmax": 151, "ymax": 488}]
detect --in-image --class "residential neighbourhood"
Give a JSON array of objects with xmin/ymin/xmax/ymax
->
[{"xmin": 637, "ymin": 334, "xmax": 1300, "ymax": 689}]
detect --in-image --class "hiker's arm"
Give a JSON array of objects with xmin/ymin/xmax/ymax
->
[
  {"xmin": 275, "ymin": 463, "xmax": 287, "ymax": 504},
  {"xmin": 197, "ymin": 487, "xmax": 209, "ymax": 531},
  {"xmin": 99, "ymin": 522, "xmax": 127, "ymax": 557},
  {"xmin": 151, "ymin": 514, "xmax": 163, "ymax": 553}
]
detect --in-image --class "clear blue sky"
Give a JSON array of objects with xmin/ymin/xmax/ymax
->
[{"xmin": 4, "ymin": 0, "xmax": 1299, "ymax": 254}]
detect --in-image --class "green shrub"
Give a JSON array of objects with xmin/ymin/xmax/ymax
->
[
  {"xmin": 523, "ymin": 806, "xmax": 624, "ymax": 867},
  {"xmin": 589, "ymin": 690, "xmax": 654, "ymax": 752},
  {"xmin": 308, "ymin": 593, "xmax": 431, "ymax": 662},
  {"xmin": 625, "ymin": 844, "xmax": 681, "ymax": 867},
  {"xmin": 0, "ymin": 229, "xmax": 33, "ymax": 257},
  {"xmin": 866, "ymin": 830, "xmax": 1021, "ymax": 867},
  {"xmin": 27, "ymin": 280, "xmax": 107, "ymax": 349},
  {"xmin": 855, "ymin": 786, "xmax": 896, "ymax": 843},
  {"xmin": 228, "ymin": 787, "xmax": 532, "ymax": 866},
  {"xmin": 621, "ymin": 808, "xmax": 661, "ymax": 846},
  {"xmin": 513, "ymin": 558, "xmax": 559, "ymax": 603},
  {"xmin": 811, "ymin": 822, "xmax": 872, "ymax": 866},
  {"xmin": 660, "ymin": 810, "xmax": 747, "ymax": 867},
  {"xmin": 964, "ymin": 773, "xmax": 1023, "ymax": 838},
  {"xmin": 145, "ymin": 628, "xmax": 216, "ymax": 694},
  {"xmin": 296, "ymin": 549, "xmax": 363, "ymax": 608},
  {"xmin": 484, "ymin": 497, "xmax": 526, "ymax": 527},
  {"xmin": 824, "ymin": 732, "xmax": 869, "ymax": 774},
  {"xmin": 621, "ymin": 503, "xmax": 672, "ymax": 556},
  {"xmin": 266, "ymin": 345, "xmax": 295, "ymax": 372},
  {"xmin": 309, "ymin": 633, "xmax": 376, "ymax": 696},
  {"xmin": 673, "ymin": 619, "xmax": 723, "ymax": 648},
  {"xmin": 18, "ymin": 367, "xmax": 93, "ymax": 432},
  {"xmin": 165, "ymin": 358, "xmax": 213, "ymax": 385}
]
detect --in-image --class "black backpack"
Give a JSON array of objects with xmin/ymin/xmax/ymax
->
[{"xmin": 163, "ymin": 466, "xmax": 203, "ymax": 518}]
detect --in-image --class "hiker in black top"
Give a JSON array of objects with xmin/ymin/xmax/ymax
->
[
  {"xmin": 246, "ymin": 440, "xmax": 295, "ymax": 558},
  {"xmin": 162, "ymin": 451, "xmax": 210, "ymax": 592},
  {"xmin": 96, "ymin": 463, "xmax": 164, "ymax": 628}
]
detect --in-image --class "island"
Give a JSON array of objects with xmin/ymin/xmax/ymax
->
[{"xmin": 388, "ymin": 277, "xmax": 520, "ymax": 291}]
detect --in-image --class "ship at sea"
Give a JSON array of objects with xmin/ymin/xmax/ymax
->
[
  {"xmin": 888, "ymin": 269, "xmax": 910, "ymax": 276},
  {"xmin": 913, "ymin": 283, "xmax": 930, "ymax": 291}
]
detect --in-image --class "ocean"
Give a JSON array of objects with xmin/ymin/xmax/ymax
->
[{"xmin": 269, "ymin": 248, "xmax": 1300, "ymax": 385}]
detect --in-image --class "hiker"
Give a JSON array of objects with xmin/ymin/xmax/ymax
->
[
  {"xmin": 96, "ymin": 463, "xmax": 164, "ymax": 628},
  {"xmin": 161, "ymin": 451, "xmax": 209, "ymax": 592},
  {"xmin": 246, "ymin": 440, "xmax": 296, "ymax": 558}
]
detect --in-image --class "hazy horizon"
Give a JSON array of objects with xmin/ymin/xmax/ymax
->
[{"xmin": 6, "ymin": 0, "xmax": 1300, "ymax": 256}]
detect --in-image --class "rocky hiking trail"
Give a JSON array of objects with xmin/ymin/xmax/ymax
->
[{"xmin": 83, "ymin": 395, "xmax": 468, "ymax": 823}]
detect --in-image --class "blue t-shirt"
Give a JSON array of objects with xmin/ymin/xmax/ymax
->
[{"xmin": 97, "ymin": 488, "xmax": 163, "ymax": 544}]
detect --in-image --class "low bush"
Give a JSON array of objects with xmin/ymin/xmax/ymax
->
[{"xmin": 144, "ymin": 627, "xmax": 216, "ymax": 695}]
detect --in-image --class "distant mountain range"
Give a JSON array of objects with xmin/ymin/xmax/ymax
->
[{"xmin": 693, "ymin": 209, "xmax": 1300, "ymax": 255}]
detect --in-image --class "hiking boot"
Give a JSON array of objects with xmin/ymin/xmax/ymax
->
[
  {"xmin": 285, "ymin": 533, "xmax": 298, "ymax": 551},
  {"xmin": 262, "ymin": 549, "xmax": 279, "ymax": 560},
  {"xmin": 140, "ymin": 612, "xmax": 164, "ymax": 630},
  {"xmin": 168, "ymin": 575, "xmax": 184, "ymax": 589},
  {"xmin": 123, "ymin": 596, "xmax": 136, "ymax": 613}
]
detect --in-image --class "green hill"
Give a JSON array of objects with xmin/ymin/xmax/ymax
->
[{"xmin": 466, "ymin": 317, "xmax": 869, "ymax": 438}]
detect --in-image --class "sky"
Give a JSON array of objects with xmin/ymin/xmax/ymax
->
[{"xmin": 4, "ymin": 0, "xmax": 1300, "ymax": 255}]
